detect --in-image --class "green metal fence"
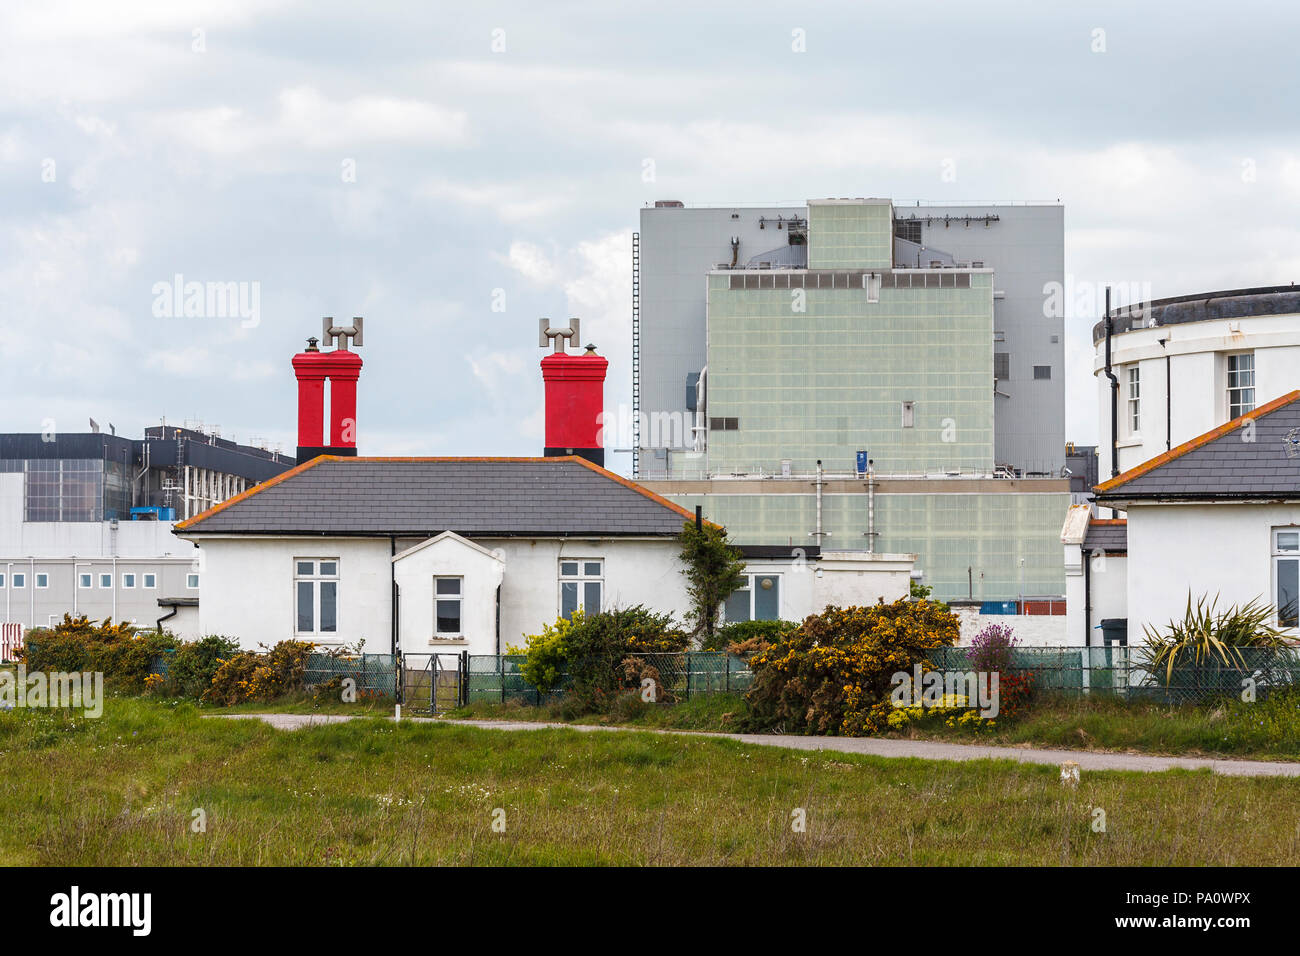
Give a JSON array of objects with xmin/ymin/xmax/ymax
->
[
  {"xmin": 465, "ymin": 652, "xmax": 752, "ymax": 706},
  {"xmin": 925, "ymin": 645, "xmax": 1300, "ymax": 705},
  {"xmin": 303, "ymin": 653, "xmax": 398, "ymax": 698}
]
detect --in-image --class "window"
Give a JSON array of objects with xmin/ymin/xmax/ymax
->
[
  {"xmin": 143, "ymin": 573, "xmax": 157, "ymax": 589},
  {"xmin": 0, "ymin": 574, "xmax": 5, "ymax": 589},
  {"xmin": 1228, "ymin": 353, "xmax": 1255, "ymax": 418},
  {"xmin": 434, "ymin": 577, "xmax": 463, "ymax": 636},
  {"xmin": 99, "ymin": 573, "xmax": 112, "ymax": 588},
  {"xmin": 901, "ymin": 401, "xmax": 915, "ymax": 428},
  {"xmin": 186, "ymin": 573, "xmax": 200, "ymax": 589},
  {"xmin": 1033, "ymin": 365, "xmax": 1052, "ymax": 380},
  {"xmin": 11, "ymin": 573, "xmax": 24, "ymax": 589},
  {"xmin": 293, "ymin": 559, "xmax": 337, "ymax": 635},
  {"xmin": 724, "ymin": 573, "xmax": 781, "ymax": 622},
  {"xmin": 35, "ymin": 573, "xmax": 48, "ymax": 588},
  {"xmin": 993, "ymin": 352, "xmax": 1010, "ymax": 380},
  {"xmin": 1127, "ymin": 366, "xmax": 1141, "ymax": 434},
  {"xmin": 708, "ymin": 417, "xmax": 739, "ymax": 431},
  {"xmin": 1275, "ymin": 530, "xmax": 1300, "ymax": 628},
  {"xmin": 122, "ymin": 573, "xmax": 136, "ymax": 588},
  {"xmin": 559, "ymin": 559, "xmax": 603, "ymax": 620},
  {"xmin": 79, "ymin": 573, "xmax": 92, "ymax": 589}
]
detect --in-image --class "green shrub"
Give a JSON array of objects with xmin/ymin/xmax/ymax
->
[
  {"xmin": 742, "ymin": 599, "xmax": 960, "ymax": 736},
  {"xmin": 508, "ymin": 612, "xmax": 580, "ymax": 693},
  {"xmin": 702, "ymin": 618, "xmax": 798, "ymax": 652},
  {"xmin": 167, "ymin": 636, "xmax": 241, "ymax": 697},
  {"xmin": 515, "ymin": 606, "xmax": 689, "ymax": 713}
]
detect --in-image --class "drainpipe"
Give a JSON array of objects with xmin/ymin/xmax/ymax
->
[
  {"xmin": 156, "ymin": 602, "xmax": 180, "ymax": 633},
  {"xmin": 811, "ymin": 460, "xmax": 826, "ymax": 543},
  {"xmin": 1083, "ymin": 547, "xmax": 1092, "ymax": 648},
  {"xmin": 1170, "ymin": 356, "xmax": 1180, "ymax": 455},
  {"xmin": 29, "ymin": 558, "xmax": 34, "ymax": 628},
  {"xmin": 865, "ymin": 462, "xmax": 876, "ymax": 554},
  {"xmin": 5, "ymin": 562, "xmax": 10, "ymax": 624},
  {"xmin": 1102, "ymin": 287, "xmax": 1119, "ymax": 480},
  {"xmin": 389, "ymin": 535, "xmax": 397, "ymax": 657}
]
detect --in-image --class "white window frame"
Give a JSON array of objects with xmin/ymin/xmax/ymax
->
[
  {"xmin": 186, "ymin": 573, "xmax": 200, "ymax": 589},
  {"xmin": 142, "ymin": 573, "xmax": 157, "ymax": 589},
  {"xmin": 78, "ymin": 572, "xmax": 92, "ymax": 589},
  {"xmin": 433, "ymin": 575, "xmax": 464, "ymax": 637},
  {"xmin": 0, "ymin": 573, "xmax": 5, "ymax": 589},
  {"xmin": 1126, "ymin": 366, "xmax": 1140, "ymax": 435},
  {"xmin": 1227, "ymin": 352, "xmax": 1255, "ymax": 419},
  {"xmin": 559, "ymin": 558, "xmax": 604, "ymax": 619},
  {"xmin": 11, "ymin": 572, "xmax": 25, "ymax": 589},
  {"xmin": 1272, "ymin": 528, "xmax": 1299, "ymax": 630},
  {"xmin": 724, "ymin": 572, "xmax": 783, "ymax": 623},
  {"xmin": 122, "ymin": 573, "xmax": 136, "ymax": 589},
  {"xmin": 99, "ymin": 572, "xmax": 113, "ymax": 589},
  {"xmin": 293, "ymin": 558, "xmax": 338, "ymax": 637},
  {"xmin": 35, "ymin": 572, "xmax": 49, "ymax": 589}
]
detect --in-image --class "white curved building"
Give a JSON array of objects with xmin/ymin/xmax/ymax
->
[{"xmin": 1092, "ymin": 286, "xmax": 1300, "ymax": 481}]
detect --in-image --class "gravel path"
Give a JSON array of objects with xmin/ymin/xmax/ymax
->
[{"xmin": 212, "ymin": 713, "xmax": 1300, "ymax": 778}]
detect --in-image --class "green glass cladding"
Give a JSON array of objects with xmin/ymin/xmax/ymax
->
[
  {"xmin": 704, "ymin": 272, "xmax": 994, "ymax": 474},
  {"xmin": 665, "ymin": 490, "xmax": 1069, "ymax": 601},
  {"xmin": 807, "ymin": 201, "xmax": 893, "ymax": 269}
]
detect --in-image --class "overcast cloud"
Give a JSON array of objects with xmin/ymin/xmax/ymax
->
[{"xmin": 3, "ymin": 0, "xmax": 1299, "ymax": 470}]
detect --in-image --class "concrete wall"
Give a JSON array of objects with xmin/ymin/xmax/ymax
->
[
  {"xmin": 952, "ymin": 606, "xmax": 1069, "ymax": 646},
  {"xmin": 1095, "ymin": 311, "xmax": 1300, "ymax": 480}
]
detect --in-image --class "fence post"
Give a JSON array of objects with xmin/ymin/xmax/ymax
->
[
  {"xmin": 500, "ymin": 654, "xmax": 505, "ymax": 705},
  {"xmin": 725, "ymin": 653, "xmax": 730, "ymax": 694}
]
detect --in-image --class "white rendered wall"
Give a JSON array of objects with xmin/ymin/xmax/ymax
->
[
  {"xmin": 1095, "ymin": 312, "xmax": 1300, "ymax": 480},
  {"xmin": 1124, "ymin": 503, "xmax": 1300, "ymax": 646}
]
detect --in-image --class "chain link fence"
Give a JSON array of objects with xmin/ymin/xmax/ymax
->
[
  {"xmin": 303, "ymin": 653, "xmax": 398, "ymax": 699},
  {"xmin": 465, "ymin": 651, "xmax": 753, "ymax": 706},
  {"xmin": 925, "ymin": 645, "xmax": 1300, "ymax": 705}
]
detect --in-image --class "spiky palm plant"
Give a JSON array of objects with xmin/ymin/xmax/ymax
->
[{"xmin": 1137, "ymin": 593, "xmax": 1290, "ymax": 689}]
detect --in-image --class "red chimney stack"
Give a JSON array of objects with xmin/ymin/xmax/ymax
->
[
  {"xmin": 539, "ymin": 317, "xmax": 607, "ymax": 467},
  {"xmin": 293, "ymin": 318, "xmax": 364, "ymax": 464}
]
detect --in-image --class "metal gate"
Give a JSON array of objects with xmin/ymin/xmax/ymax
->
[{"xmin": 399, "ymin": 651, "xmax": 467, "ymax": 715}]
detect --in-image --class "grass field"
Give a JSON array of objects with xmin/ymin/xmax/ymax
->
[{"xmin": 2, "ymin": 697, "xmax": 1299, "ymax": 866}]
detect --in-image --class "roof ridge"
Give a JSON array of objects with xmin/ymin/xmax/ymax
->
[{"xmin": 1094, "ymin": 390, "xmax": 1300, "ymax": 494}]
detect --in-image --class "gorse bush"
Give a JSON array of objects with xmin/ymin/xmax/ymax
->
[
  {"xmin": 23, "ymin": 615, "xmax": 176, "ymax": 693},
  {"xmin": 201, "ymin": 640, "xmax": 316, "ymax": 706},
  {"xmin": 743, "ymin": 600, "xmax": 960, "ymax": 736}
]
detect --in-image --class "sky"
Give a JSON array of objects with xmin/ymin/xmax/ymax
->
[{"xmin": 3, "ymin": 0, "xmax": 1299, "ymax": 474}]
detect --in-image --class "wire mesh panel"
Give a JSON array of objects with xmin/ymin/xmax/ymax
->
[{"xmin": 303, "ymin": 653, "xmax": 397, "ymax": 699}]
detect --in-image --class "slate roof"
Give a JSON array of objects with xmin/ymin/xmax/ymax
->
[
  {"xmin": 1082, "ymin": 519, "xmax": 1127, "ymax": 554},
  {"xmin": 175, "ymin": 456, "xmax": 699, "ymax": 537},
  {"xmin": 1095, "ymin": 391, "xmax": 1300, "ymax": 503}
]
